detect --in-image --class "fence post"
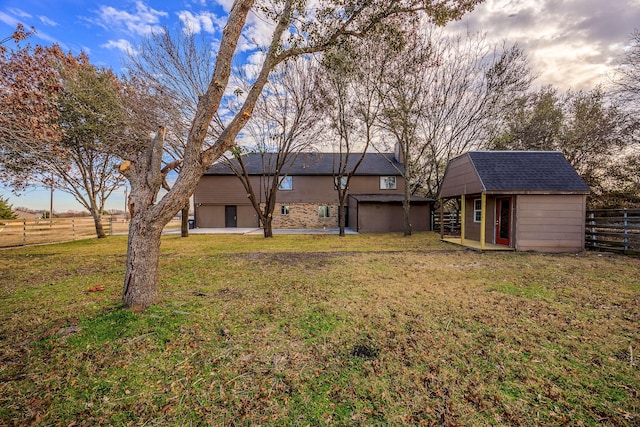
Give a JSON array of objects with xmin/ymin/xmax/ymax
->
[
  {"xmin": 623, "ymin": 209, "xmax": 629, "ymax": 252},
  {"xmin": 72, "ymin": 218, "xmax": 76, "ymax": 240},
  {"xmin": 110, "ymin": 216, "xmax": 113, "ymax": 236},
  {"xmin": 588, "ymin": 212, "xmax": 596, "ymax": 249},
  {"xmin": 22, "ymin": 219, "xmax": 27, "ymax": 246}
]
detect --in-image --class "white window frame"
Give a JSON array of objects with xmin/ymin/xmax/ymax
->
[
  {"xmin": 278, "ymin": 176, "xmax": 292, "ymax": 191},
  {"xmin": 318, "ymin": 205, "xmax": 330, "ymax": 218},
  {"xmin": 280, "ymin": 205, "xmax": 290, "ymax": 215},
  {"xmin": 380, "ymin": 176, "xmax": 397, "ymax": 190},
  {"xmin": 473, "ymin": 199, "xmax": 482, "ymax": 223}
]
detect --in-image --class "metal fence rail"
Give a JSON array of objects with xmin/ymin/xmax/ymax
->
[{"xmin": 585, "ymin": 209, "xmax": 640, "ymax": 255}]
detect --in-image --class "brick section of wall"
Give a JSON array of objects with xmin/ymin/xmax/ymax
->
[{"xmin": 269, "ymin": 203, "xmax": 339, "ymax": 229}]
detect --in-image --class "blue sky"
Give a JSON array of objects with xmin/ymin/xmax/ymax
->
[{"xmin": 1, "ymin": 0, "xmax": 639, "ymax": 212}]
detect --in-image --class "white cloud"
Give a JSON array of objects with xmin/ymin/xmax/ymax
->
[
  {"xmin": 215, "ymin": 0, "xmax": 235, "ymax": 13},
  {"xmin": 446, "ymin": 0, "xmax": 640, "ymax": 90},
  {"xmin": 7, "ymin": 8, "xmax": 31, "ymax": 19},
  {"xmin": 242, "ymin": 50, "xmax": 266, "ymax": 80},
  {"xmin": 177, "ymin": 10, "xmax": 224, "ymax": 34},
  {"xmin": 38, "ymin": 16, "xmax": 58, "ymax": 27},
  {"xmin": 102, "ymin": 39, "xmax": 138, "ymax": 55},
  {"xmin": 95, "ymin": 1, "xmax": 168, "ymax": 36},
  {"xmin": 236, "ymin": 7, "xmax": 279, "ymax": 53},
  {"xmin": 0, "ymin": 11, "xmax": 20, "ymax": 27},
  {"xmin": 178, "ymin": 11, "xmax": 202, "ymax": 34}
]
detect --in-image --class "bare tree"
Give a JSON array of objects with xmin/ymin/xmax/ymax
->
[
  {"xmin": 117, "ymin": 0, "xmax": 484, "ymax": 309},
  {"xmin": 127, "ymin": 29, "xmax": 225, "ymax": 237},
  {"xmin": 377, "ymin": 26, "xmax": 531, "ymax": 235},
  {"xmin": 226, "ymin": 57, "xmax": 324, "ymax": 237},
  {"xmin": 416, "ymin": 32, "xmax": 531, "ymax": 198},
  {"xmin": 319, "ymin": 38, "xmax": 388, "ymax": 236},
  {"xmin": 611, "ymin": 29, "xmax": 640, "ymax": 113}
]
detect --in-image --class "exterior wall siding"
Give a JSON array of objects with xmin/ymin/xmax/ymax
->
[
  {"xmin": 195, "ymin": 204, "xmax": 259, "ymax": 228},
  {"xmin": 514, "ymin": 195, "xmax": 586, "ymax": 252},
  {"xmin": 357, "ymin": 203, "xmax": 431, "ymax": 233},
  {"xmin": 194, "ymin": 175, "xmax": 259, "ymax": 204},
  {"xmin": 439, "ymin": 155, "xmax": 483, "ymax": 198},
  {"xmin": 463, "ymin": 196, "xmax": 496, "ymax": 243}
]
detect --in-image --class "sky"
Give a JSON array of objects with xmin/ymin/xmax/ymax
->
[{"xmin": 1, "ymin": 0, "xmax": 639, "ymax": 212}]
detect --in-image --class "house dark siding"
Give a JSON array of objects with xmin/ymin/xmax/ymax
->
[{"xmin": 193, "ymin": 152, "xmax": 422, "ymax": 232}]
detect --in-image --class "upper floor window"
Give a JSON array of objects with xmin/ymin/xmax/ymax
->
[
  {"xmin": 334, "ymin": 176, "xmax": 348, "ymax": 190},
  {"xmin": 473, "ymin": 199, "xmax": 482, "ymax": 222},
  {"xmin": 380, "ymin": 176, "xmax": 396, "ymax": 190},
  {"xmin": 278, "ymin": 176, "xmax": 292, "ymax": 191}
]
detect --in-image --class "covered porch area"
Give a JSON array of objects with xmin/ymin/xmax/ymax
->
[{"xmin": 437, "ymin": 192, "xmax": 513, "ymax": 252}]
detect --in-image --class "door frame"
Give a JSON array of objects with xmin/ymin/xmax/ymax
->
[{"xmin": 495, "ymin": 197, "xmax": 512, "ymax": 246}]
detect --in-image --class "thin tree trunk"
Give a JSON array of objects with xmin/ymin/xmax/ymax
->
[
  {"xmin": 263, "ymin": 214, "xmax": 273, "ymax": 238},
  {"xmin": 90, "ymin": 205, "xmax": 106, "ymax": 238},
  {"xmin": 403, "ymin": 179, "xmax": 412, "ymax": 236},
  {"xmin": 181, "ymin": 203, "xmax": 189, "ymax": 237},
  {"xmin": 338, "ymin": 191, "xmax": 347, "ymax": 237}
]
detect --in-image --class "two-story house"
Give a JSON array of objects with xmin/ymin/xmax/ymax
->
[{"xmin": 193, "ymin": 151, "xmax": 432, "ymax": 233}]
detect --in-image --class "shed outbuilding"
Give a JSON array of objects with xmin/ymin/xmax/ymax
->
[{"xmin": 438, "ymin": 151, "xmax": 590, "ymax": 252}]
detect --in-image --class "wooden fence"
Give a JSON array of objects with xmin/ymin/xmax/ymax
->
[
  {"xmin": 432, "ymin": 210, "xmax": 461, "ymax": 236},
  {"xmin": 585, "ymin": 209, "xmax": 640, "ymax": 255},
  {"xmin": 0, "ymin": 217, "xmax": 180, "ymax": 248}
]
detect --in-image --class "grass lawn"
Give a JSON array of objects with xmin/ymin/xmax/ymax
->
[{"xmin": 0, "ymin": 232, "xmax": 638, "ymax": 426}]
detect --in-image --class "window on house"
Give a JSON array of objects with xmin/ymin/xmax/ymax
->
[
  {"xmin": 281, "ymin": 205, "xmax": 290, "ymax": 215},
  {"xmin": 473, "ymin": 199, "xmax": 482, "ymax": 223},
  {"xmin": 334, "ymin": 176, "xmax": 348, "ymax": 190},
  {"xmin": 380, "ymin": 176, "xmax": 396, "ymax": 190},
  {"xmin": 278, "ymin": 176, "xmax": 292, "ymax": 191},
  {"xmin": 318, "ymin": 205, "xmax": 330, "ymax": 218}
]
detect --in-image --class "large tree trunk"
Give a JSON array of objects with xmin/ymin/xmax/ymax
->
[
  {"xmin": 119, "ymin": 0, "xmax": 306, "ymax": 309},
  {"xmin": 122, "ymin": 216, "xmax": 164, "ymax": 309},
  {"xmin": 121, "ymin": 127, "xmax": 174, "ymax": 309}
]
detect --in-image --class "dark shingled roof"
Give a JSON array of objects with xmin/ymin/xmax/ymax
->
[
  {"xmin": 468, "ymin": 151, "xmax": 590, "ymax": 193},
  {"xmin": 205, "ymin": 152, "xmax": 403, "ymax": 176}
]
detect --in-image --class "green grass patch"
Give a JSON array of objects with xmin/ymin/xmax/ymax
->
[{"xmin": 1, "ymin": 233, "xmax": 639, "ymax": 426}]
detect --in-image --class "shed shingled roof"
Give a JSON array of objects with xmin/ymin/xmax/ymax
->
[
  {"xmin": 439, "ymin": 151, "xmax": 590, "ymax": 198},
  {"xmin": 468, "ymin": 151, "xmax": 590, "ymax": 193},
  {"xmin": 204, "ymin": 152, "xmax": 403, "ymax": 176}
]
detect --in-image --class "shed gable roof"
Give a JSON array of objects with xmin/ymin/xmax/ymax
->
[
  {"xmin": 440, "ymin": 151, "xmax": 590, "ymax": 197},
  {"xmin": 205, "ymin": 152, "xmax": 403, "ymax": 176}
]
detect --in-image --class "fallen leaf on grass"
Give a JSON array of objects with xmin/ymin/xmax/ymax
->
[{"xmin": 86, "ymin": 285, "xmax": 105, "ymax": 292}]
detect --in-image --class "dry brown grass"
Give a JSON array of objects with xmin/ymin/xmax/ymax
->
[{"xmin": 0, "ymin": 233, "xmax": 638, "ymax": 426}]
